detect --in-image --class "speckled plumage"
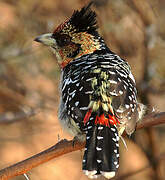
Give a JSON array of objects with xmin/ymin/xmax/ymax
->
[{"xmin": 35, "ymin": 2, "xmax": 145, "ymax": 179}]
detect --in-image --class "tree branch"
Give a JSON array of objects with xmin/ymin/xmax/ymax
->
[{"xmin": 0, "ymin": 112, "xmax": 165, "ymax": 180}]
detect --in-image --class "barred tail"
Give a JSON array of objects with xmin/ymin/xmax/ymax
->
[{"xmin": 82, "ymin": 113, "xmax": 120, "ymax": 179}]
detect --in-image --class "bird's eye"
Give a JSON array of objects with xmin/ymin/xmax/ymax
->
[{"xmin": 52, "ymin": 33, "xmax": 71, "ymax": 47}]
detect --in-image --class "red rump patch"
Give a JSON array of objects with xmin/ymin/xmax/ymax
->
[
  {"xmin": 95, "ymin": 114, "xmax": 119, "ymax": 127},
  {"xmin": 84, "ymin": 109, "xmax": 92, "ymax": 125},
  {"xmin": 84, "ymin": 109, "xmax": 119, "ymax": 127}
]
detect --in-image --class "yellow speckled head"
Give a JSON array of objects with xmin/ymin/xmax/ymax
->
[{"xmin": 34, "ymin": 2, "xmax": 102, "ymax": 68}]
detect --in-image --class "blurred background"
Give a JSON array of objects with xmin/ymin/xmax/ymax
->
[{"xmin": 0, "ymin": 0, "xmax": 165, "ymax": 179}]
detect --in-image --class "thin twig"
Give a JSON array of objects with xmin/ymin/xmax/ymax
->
[
  {"xmin": 0, "ymin": 139, "xmax": 85, "ymax": 180},
  {"xmin": 0, "ymin": 108, "xmax": 41, "ymax": 124},
  {"xmin": 0, "ymin": 112, "xmax": 164, "ymax": 180},
  {"xmin": 137, "ymin": 112, "xmax": 165, "ymax": 129},
  {"xmin": 23, "ymin": 173, "xmax": 30, "ymax": 180}
]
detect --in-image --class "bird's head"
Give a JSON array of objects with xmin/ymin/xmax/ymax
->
[{"xmin": 34, "ymin": 2, "xmax": 102, "ymax": 68}]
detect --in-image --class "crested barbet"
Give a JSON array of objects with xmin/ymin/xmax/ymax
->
[{"xmin": 35, "ymin": 2, "xmax": 145, "ymax": 179}]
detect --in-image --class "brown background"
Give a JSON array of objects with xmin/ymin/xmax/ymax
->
[{"xmin": 0, "ymin": 0, "xmax": 165, "ymax": 179}]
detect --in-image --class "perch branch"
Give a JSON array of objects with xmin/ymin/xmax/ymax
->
[{"xmin": 0, "ymin": 112, "xmax": 165, "ymax": 180}]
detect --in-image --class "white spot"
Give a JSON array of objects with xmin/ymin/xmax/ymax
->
[
  {"xmin": 125, "ymin": 104, "xmax": 129, "ymax": 109},
  {"xmin": 62, "ymin": 81, "xmax": 67, "ymax": 92},
  {"xmin": 116, "ymin": 70, "xmax": 127, "ymax": 78},
  {"xmin": 85, "ymin": 91, "xmax": 93, "ymax": 94},
  {"xmin": 112, "ymin": 138, "xmax": 116, "ymax": 142},
  {"xmin": 84, "ymin": 65, "xmax": 92, "ymax": 70},
  {"xmin": 86, "ymin": 136, "xmax": 90, "ymax": 140},
  {"xmin": 116, "ymin": 109, "xmax": 124, "ymax": 113},
  {"xmin": 84, "ymin": 148, "xmax": 87, "ymax": 151},
  {"xmin": 98, "ymin": 126, "xmax": 103, "ymax": 130},
  {"xmin": 71, "ymin": 107, "xmax": 74, "ymax": 111},
  {"xmin": 97, "ymin": 136, "xmax": 103, "ymax": 140},
  {"xmin": 96, "ymin": 147, "xmax": 102, "ymax": 151},
  {"xmin": 84, "ymin": 127, "xmax": 87, "ymax": 131},
  {"xmin": 101, "ymin": 65, "xmax": 114, "ymax": 68},
  {"xmin": 89, "ymin": 174, "xmax": 100, "ymax": 179},
  {"xmin": 101, "ymin": 171, "xmax": 115, "ymax": 179},
  {"xmin": 109, "ymin": 80, "xmax": 117, "ymax": 84},
  {"xmin": 118, "ymin": 77, "xmax": 121, "ymax": 82},
  {"xmin": 80, "ymin": 107, "xmax": 88, "ymax": 110},
  {"xmin": 129, "ymin": 87, "xmax": 132, "ymax": 91},
  {"xmin": 116, "ymin": 136, "xmax": 119, "ymax": 141},
  {"xmin": 114, "ymin": 161, "xmax": 118, "ymax": 165},
  {"xmin": 75, "ymin": 61, "xmax": 85, "ymax": 66},
  {"xmin": 124, "ymin": 80, "xmax": 128, "ymax": 86},
  {"xmin": 87, "ymin": 58, "xmax": 97, "ymax": 62},
  {"xmin": 86, "ymin": 78, "xmax": 94, "ymax": 81},
  {"xmin": 87, "ymin": 126, "xmax": 92, "ymax": 129},
  {"xmin": 83, "ymin": 170, "xmax": 97, "ymax": 176},
  {"xmin": 109, "ymin": 71, "xmax": 115, "ymax": 75},
  {"xmin": 132, "ymin": 108, "xmax": 135, "ymax": 112},
  {"xmin": 75, "ymin": 101, "xmax": 79, "ymax": 106},
  {"xmin": 62, "ymin": 78, "xmax": 79, "ymax": 91},
  {"xmin": 97, "ymin": 159, "xmax": 102, "ymax": 163},
  {"xmin": 130, "ymin": 104, "xmax": 133, "ymax": 108},
  {"xmin": 69, "ymin": 89, "xmax": 76, "ymax": 95},
  {"xmin": 129, "ymin": 83, "xmax": 133, "ymax": 87},
  {"xmin": 83, "ymin": 159, "xmax": 86, "ymax": 162},
  {"xmin": 129, "ymin": 72, "xmax": 136, "ymax": 83},
  {"xmin": 128, "ymin": 116, "xmax": 131, "ymax": 120},
  {"xmin": 76, "ymin": 82, "xmax": 80, "ymax": 86},
  {"xmin": 129, "ymin": 96, "xmax": 132, "ymax": 101},
  {"xmin": 91, "ymin": 66, "xmax": 98, "ymax": 70},
  {"xmin": 111, "ymin": 128, "xmax": 116, "ymax": 132},
  {"xmin": 119, "ymin": 90, "xmax": 123, "ymax": 95},
  {"xmin": 152, "ymin": 107, "xmax": 155, "ymax": 112},
  {"xmin": 114, "ymin": 149, "xmax": 117, "ymax": 153},
  {"xmin": 124, "ymin": 85, "xmax": 127, "ymax": 89},
  {"xmin": 116, "ymin": 164, "xmax": 119, "ymax": 168},
  {"xmin": 114, "ymin": 133, "xmax": 118, "ymax": 137},
  {"xmin": 116, "ymin": 154, "xmax": 120, "ymax": 157},
  {"xmin": 109, "ymin": 91, "xmax": 118, "ymax": 96},
  {"xmin": 79, "ymin": 87, "xmax": 83, "ymax": 91},
  {"xmin": 105, "ymin": 55, "xmax": 115, "ymax": 60}
]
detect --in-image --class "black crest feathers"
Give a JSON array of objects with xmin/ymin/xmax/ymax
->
[{"xmin": 69, "ymin": 2, "xmax": 98, "ymax": 34}]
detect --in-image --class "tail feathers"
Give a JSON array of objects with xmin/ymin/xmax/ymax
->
[{"xmin": 82, "ymin": 115, "xmax": 119, "ymax": 179}]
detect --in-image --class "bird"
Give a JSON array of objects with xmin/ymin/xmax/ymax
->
[{"xmin": 34, "ymin": 2, "xmax": 145, "ymax": 179}]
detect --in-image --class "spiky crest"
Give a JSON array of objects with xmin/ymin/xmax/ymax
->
[
  {"xmin": 53, "ymin": 2, "xmax": 98, "ymax": 35},
  {"xmin": 69, "ymin": 2, "xmax": 98, "ymax": 34}
]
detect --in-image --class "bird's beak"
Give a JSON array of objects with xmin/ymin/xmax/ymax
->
[{"xmin": 34, "ymin": 33, "xmax": 56, "ymax": 46}]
